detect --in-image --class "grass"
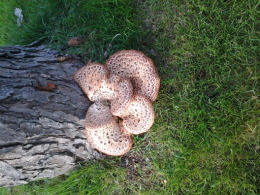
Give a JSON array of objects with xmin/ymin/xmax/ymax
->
[
  {"xmin": 0, "ymin": 0, "xmax": 143, "ymax": 61},
  {"xmin": 0, "ymin": 0, "xmax": 259, "ymax": 194}
]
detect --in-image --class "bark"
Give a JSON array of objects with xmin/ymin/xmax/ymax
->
[{"xmin": 0, "ymin": 44, "xmax": 101, "ymax": 187}]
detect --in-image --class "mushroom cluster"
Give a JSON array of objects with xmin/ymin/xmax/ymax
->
[{"xmin": 74, "ymin": 50, "xmax": 160, "ymax": 156}]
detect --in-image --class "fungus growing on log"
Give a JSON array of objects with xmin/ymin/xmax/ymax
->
[
  {"xmin": 85, "ymin": 102, "xmax": 133, "ymax": 156},
  {"xmin": 121, "ymin": 94, "xmax": 155, "ymax": 135},
  {"xmin": 110, "ymin": 78, "xmax": 133, "ymax": 117},
  {"xmin": 105, "ymin": 50, "xmax": 160, "ymax": 102},
  {"xmin": 74, "ymin": 62, "xmax": 108, "ymax": 101},
  {"xmin": 74, "ymin": 50, "xmax": 160, "ymax": 156}
]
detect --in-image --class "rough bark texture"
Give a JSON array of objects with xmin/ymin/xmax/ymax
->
[{"xmin": 0, "ymin": 44, "xmax": 102, "ymax": 187}]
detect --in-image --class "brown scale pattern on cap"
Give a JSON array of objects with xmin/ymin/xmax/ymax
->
[
  {"xmin": 91, "ymin": 80, "xmax": 116, "ymax": 101},
  {"xmin": 85, "ymin": 102, "xmax": 133, "ymax": 156},
  {"xmin": 111, "ymin": 78, "xmax": 133, "ymax": 117},
  {"xmin": 74, "ymin": 62, "xmax": 108, "ymax": 101},
  {"xmin": 85, "ymin": 102, "xmax": 112, "ymax": 128},
  {"xmin": 105, "ymin": 50, "xmax": 160, "ymax": 102},
  {"xmin": 89, "ymin": 74, "xmax": 121, "ymax": 102},
  {"xmin": 74, "ymin": 50, "xmax": 160, "ymax": 156},
  {"xmin": 122, "ymin": 94, "xmax": 155, "ymax": 135}
]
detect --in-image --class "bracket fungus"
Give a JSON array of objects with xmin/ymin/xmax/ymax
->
[
  {"xmin": 74, "ymin": 50, "xmax": 160, "ymax": 156},
  {"xmin": 74, "ymin": 62, "xmax": 108, "ymax": 101},
  {"xmin": 105, "ymin": 50, "xmax": 160, "ymax": 102},
  {"xmin": 85, "ymin": 102, "xmax": 133, "ymax": 156}
]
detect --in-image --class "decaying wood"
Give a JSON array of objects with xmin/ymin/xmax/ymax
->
[{"xmin": 0, "ymin": 45, "xmax": 102, "ymax": 187}]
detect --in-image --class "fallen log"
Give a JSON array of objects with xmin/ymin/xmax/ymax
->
[{"xmin": 0, "ymin": 44, "xmax": 101, "ymax": 187}]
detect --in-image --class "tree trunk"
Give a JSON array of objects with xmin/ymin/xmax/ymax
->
[{"xmin": 0, "ymin": 44, "xmax": 101, "ymax": 187}]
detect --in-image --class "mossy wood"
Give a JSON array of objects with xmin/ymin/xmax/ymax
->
[{"xmin": 0, "ymin": 44, "xmax": 101, "ymax": 187}]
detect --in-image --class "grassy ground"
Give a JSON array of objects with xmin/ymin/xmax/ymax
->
[
  {"xmin": 0, "ymin": 0, "xmax": 143, "ymax": 61},
  {"xmin": 0, "ymin": 0, "xmax": 259, "ymax": 194}
]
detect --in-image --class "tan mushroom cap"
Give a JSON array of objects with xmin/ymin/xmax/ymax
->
[
  {"xmin": 91, "ymin": 80, "xmax": 115, "ymax": 101},
  {"xmin": 111, "ymin": 78, "xmax": 133, "ymax": 117},
  {"xmin": 122, "ymin": 94, "xmax": 155, "ymax": 135},
  {"xmin": 105, "ymin": 50, "xmax": 160, "ymax": 102},
  {"xmin": 108, "ymin": 74, "xmax": 121, "ymax": 84},
  {"xmin": 89, "ymin": 74, "xmax": 121, "ymax": 102},
  {"xmin": 85, "ymin": 102, "xmax": 133, "ymax": 156},
  {"xmin": 74, "ymin": 62, "xmax": 108, "ymax": 101}
]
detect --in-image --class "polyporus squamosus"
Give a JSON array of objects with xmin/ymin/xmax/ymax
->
[
  {"xmin": 105, "ymin": 50, "xmax": 160, "ymax": 102},
  {"xmin": 74, "ymin": 50, "xmax": 160, "ymax": 156},
  {"xmin": 85, "ymin": 102, "xmax": 133, "ymax": 156}
]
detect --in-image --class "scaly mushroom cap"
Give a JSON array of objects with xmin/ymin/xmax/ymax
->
[
  {"xmin": 85, "ymin": 102, "xmax": 133, "ymax": 156},
  {"xmin": 90, "ymin": 79, "xmax": 116, "ymax": 101},
  {"xmin": 74, "ymin": 62, "xmax": 108, "ymax": 101},
  {"xmin": 122, "ymin": 94, "xmax": 155, "ymax": 135},
  {"xmin": 111, "ymin": 78, "xmax": 133, "ymax": 117},
  {"xmin": 108, "ymin": 74, "xmax": 121, "ymax": 84},
  {"xmin": 105, "ymin": 50, "xmax": 160, "ymax": 102},
  {"xmin": 90, "ymin": 74, "xmax": 121, "ymax": 102}
]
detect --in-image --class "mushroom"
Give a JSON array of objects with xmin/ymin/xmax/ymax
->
[
  {"xmin": 85, "ymin": 102, "xmax": 133, "ymax": 156},
  {"xmin": 110, "ymin": 78, "xmax": 133, "ymax": 117},
  {"xmin": 121, "ymin": 94, "xmax": 155, "ymax": 135},
  {"xmin": 105, "ymin": 50, "xmax": 160, "ymax": 102},
  {"xmin": 74, "ymin": 50, "xmax": 160, "ymax": 156},
  {"xmin": 90, "ymin": 74, "xmax": 122, "ymax": 102},
  {"xmin": 74, "ymin": 62, "xmax": 108, "ymax": 101}
]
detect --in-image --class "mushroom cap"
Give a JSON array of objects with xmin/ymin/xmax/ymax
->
[
  {"xmin": 90, "ymin": 79, "xmax": 116, "ymax": 101},
  {"xmin": 74, "ymin": 62, "xmax": 108, "ymax": 101},
  {"xmin": 85, "ymin": 102, "xmax": 133, "ymax": 156},
  {"xmin": 105, "ymin": 50, "xmax": 160, "ymax": 102},
  {"xmin": 85, "ymin": 101, "xmax": 112, "ymax": 128},
  {"xmin": 111, "ymin": 78, "xmax": 133, "ymax": 117},
  {"xmin": 122, "ymin": 94, "xmax": 155, "ymax": 135},
  {"xmin": 108, "ymin": 73, "xmax": 121, "ymax": 84},
  {"xmin": 89, "ymin": 74, "xmax": 121, "ymax": 102}
]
